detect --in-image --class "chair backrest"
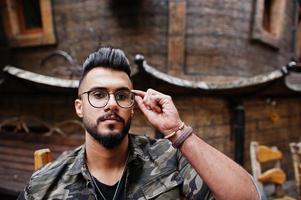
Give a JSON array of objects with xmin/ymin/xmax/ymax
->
[
  {"xmin": 34, "ymin": 148, "xmax": 52, "ymax": 171},
  {"xmin": 250, "ymin": 141, "xmax": 286, "ymax": 197},
  {"xmin": 289, "ymin": 142, "xmax": 301, "ymax": 199}
]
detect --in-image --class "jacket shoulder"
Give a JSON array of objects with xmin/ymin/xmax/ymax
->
[
  {"xmin": 24, "ymin": 145, "xmax": 84, "ymax": 198},
  {"xmin": 32, "ymin": 145, "xmax": 82, "ymax": 178}
]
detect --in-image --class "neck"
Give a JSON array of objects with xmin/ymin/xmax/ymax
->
[{"xmin": 85, "ymin": 132, "xmax": 129, "ymax": 185}]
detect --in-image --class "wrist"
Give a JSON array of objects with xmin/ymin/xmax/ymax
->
[
  {"xmin": 167, "ymin": 124, "xmax": 188, "ymax": 142},
  {"xmin": 172, "ymin": 125, "xmax": 193, "ymax": 148},
  {"xmin": 164, "ymin": 121, "xmax": 185, "ymax": 139},
  {"xmin": 164, "ymin": 123, "xmax": 194, "ymax": 148}
]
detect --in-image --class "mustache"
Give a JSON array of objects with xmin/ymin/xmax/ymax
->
[{"xmin": 97, "ymin": 113, "xmax": 124, "ymax": 124}]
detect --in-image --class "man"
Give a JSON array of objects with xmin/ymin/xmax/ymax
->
[{"xmin": 18, "ymin": 47, "xmax": 261, "ymax": 200}]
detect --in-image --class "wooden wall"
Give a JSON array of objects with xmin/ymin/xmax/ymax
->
[
  {"xmin": 0, "ymin": 82, "xmax": 300, "ymax": 179},
  {"xmin": 244, "ymin": 97, "xmax": 301, "ymax": 177},
  {"xmin": 0, "ymin": 0, "xmax": 293, "ymax": 78}
]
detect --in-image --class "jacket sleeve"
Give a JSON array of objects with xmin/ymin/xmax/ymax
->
[
  {"xmin": 17, "ymin": 190, "xmax": 27, "ymax": 200},
  {"xmin": 177, "ymin": 150, "xmax": 215, "ymax": 200}
]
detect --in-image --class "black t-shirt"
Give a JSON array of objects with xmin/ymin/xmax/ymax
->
[{"xmin": 93, "ymin": 174, "xmax": 126, "ymax": 200}]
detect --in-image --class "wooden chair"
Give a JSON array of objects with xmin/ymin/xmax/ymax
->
[
  {"xmin": 290, "ymin": 142, "xmax": 301, "ymax": 200},
  {"xmin": 34, "ymin": 148, "xmax": 52, "ymax": 171},
  {"xmin": 250, "ymin": 141, "xmax": 295, "ymax": 200}
]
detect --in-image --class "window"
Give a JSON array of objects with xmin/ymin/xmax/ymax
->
[
  {"xmin": 17, "ymin": 0, "xmax": 43, "ymax": 34},
  {"xmin": 252, "ymin": 0, "xmax": 286, "ymax": 48},
  {"xmin": 263, "ymin": 0, "xmax": 272, "ymax": 33},
  {"xmin": 2, "ymin": 0, "xmax": 56, "ymax": 47}
]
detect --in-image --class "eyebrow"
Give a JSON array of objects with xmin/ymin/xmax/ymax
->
[{"xmin": 88, "ymin": 87, "xmax": 131, "ymax": 92}]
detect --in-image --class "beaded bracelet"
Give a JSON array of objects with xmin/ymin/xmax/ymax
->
[
  {"xmin": 164, "ymin": 122, "xmax": 185, "ymax": 139},
  {"xmin": 172, "ymin": 126, "xmax": 193, "ymax": 148}
]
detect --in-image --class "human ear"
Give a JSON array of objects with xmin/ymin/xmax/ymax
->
[{"xmin": 75, "ymin": 99, "xmax": 83, "ymax": 118}]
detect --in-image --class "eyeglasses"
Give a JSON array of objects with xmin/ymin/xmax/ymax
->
[{"xmin": 79, "ymin": 89, "xmax": 135, "ymax": 108}]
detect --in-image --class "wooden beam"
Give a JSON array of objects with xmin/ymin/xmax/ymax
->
[{"xmin": 168, "ymin": 0, "xmax": 186, "ymax": 75}]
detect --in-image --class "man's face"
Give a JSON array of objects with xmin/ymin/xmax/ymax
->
[{"xmin": 75, "ymin": 67, "xmax": 133, "ymax": 148}]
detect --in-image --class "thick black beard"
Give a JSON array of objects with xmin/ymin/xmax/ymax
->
[{"xmin": 84, "ymin": 118, "xmax": 131, "ymax": 149}]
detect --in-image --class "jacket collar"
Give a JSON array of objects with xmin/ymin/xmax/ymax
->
[{"xmin": 66, "ymin": 144, "xmax": 86, "ymax": 176}]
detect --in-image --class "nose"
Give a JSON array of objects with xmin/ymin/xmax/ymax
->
[{"xmin": 104, "ymin": 93, "xmax": 118, "ymax": 111}]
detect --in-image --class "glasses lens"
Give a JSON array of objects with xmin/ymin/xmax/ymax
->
[
  {"xmin": 115, "ymin": 90, "xmax": 134, "ymax": 108},
  {"xmin": 88, "ymin": 90, "xmax": 108, "ymax": 108}
]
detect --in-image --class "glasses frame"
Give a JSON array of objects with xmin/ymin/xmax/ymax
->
[{"xmin": 79, "ymin": 89, "xmax": 135, "ymax": 109}]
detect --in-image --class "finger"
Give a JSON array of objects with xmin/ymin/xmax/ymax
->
[
  {"xmin": 142, "ymin": 89, "xmax": 153, "ymax": 110},
  {"xmin": 132, "ymin": 90, "xmax": 150, "ymax": 109},
  {"xmin": 148, "ymin": 94, "xmax": 162, "ymax": 113},
  {"xmin": 134, "ymin": 92, "xmax": 151, "ymax": 110},
  {"xmin": 150, "ymin": 103, "xmax": 162, "ymax": 113},
  {"xmin": 131, "ymin": 90, "xmax": 145, "ymax": 98},
  {"xmin": 145, "ymin": 88, "xmax": 165, "ymax": 97},
  {"xmin": 135, "ymin": 95, "xmax": 151, "ymax": 115},
  {"xmin": 134, "ymin": 89, "xmax": 165, "ymax": 112},
  {"xmin": 144, "ymin": 90, "xmax": 152, "ymax": 108},
  {"xmin": 135, "ymin": 94, "xmax": 161, "ymax": 114}
]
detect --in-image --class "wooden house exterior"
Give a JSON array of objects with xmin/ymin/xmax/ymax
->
[{"xmin": 0, "ymin": 0, "xmax": 301, "ymax": 198}]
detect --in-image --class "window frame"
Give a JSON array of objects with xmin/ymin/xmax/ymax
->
[
  {"xmin": 252, "ymin": 0, "xmax": 286, "ymax": 48},
  {"xmin": 2, "ymin": 0, "xmax": 56, "ymax": 47}
]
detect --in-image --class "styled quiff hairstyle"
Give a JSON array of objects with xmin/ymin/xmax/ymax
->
[{"xmin": 79, "ymin": 47, "xmax": 131, "ymax": 90}]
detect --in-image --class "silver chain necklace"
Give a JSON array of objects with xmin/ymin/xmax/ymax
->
[
  {"xmin": 89, "ymin": 154, "xmax": 129, "ymax": 200},
  {"xmin": 91, "ymin": 173, "xmax": 122, "ymax": 200}
]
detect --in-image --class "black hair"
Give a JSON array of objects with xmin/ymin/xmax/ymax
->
[{"xmin": 79, "ymin": 47, "xmax": 131, "ymax": 89}]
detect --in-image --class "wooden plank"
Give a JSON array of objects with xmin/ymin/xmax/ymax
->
[
  {"xmin": 250, "ymin": 141, "xmax": 263, "ymax": 190},
  {"xmin": 0, "ymin": 173, "xmax": 30, "ymax": 184},
  {"xmin": 0, "ymin": 150, "xmax": 61, "ymax": 165},
  {"xmin": 256, "ymin": 145, "xmax": 283, "ymax": 163},
  {"xmin": 0, "ymin": 178, "xmax": 28, "ymax": 194},
  {"xmin": 0, "ymin": 139, "xmax": 79, "ymax": 152},
  {"xmin": 257, "ymin": 168, "xmax": 286, "ymax": 185},
  {"xmin": 0, "ymin": 153, "xmax": 33, "ymax": 164},
  {"xmin": 0, "ymin": 147, "xmax": 34, "ymax": 157},
  {"xmin": 0, "ymin": 132, "xmax": 84, "ymax": 146},
  {"xmin": 168, "ymin": 0, "xmax": 186, "ymax": 75},
  {"xmin": 0, "ymin": 132, "xmax": 83, "ymax": 193},
  {"xmin": 289, "ymin": 142, "xmax": 301, "ymax": 199},
  {"xmin": 0, "ymin": 160, "xmax": 33, "ymax": 172},
  {"xmin": 0, "ymin": 167, "xmax": 32, "ymax": 181}
]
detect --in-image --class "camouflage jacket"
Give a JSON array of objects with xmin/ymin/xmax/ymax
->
[{"xmin": 18, "ymin": 134, "xmax": 214, "ymax": 200}]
